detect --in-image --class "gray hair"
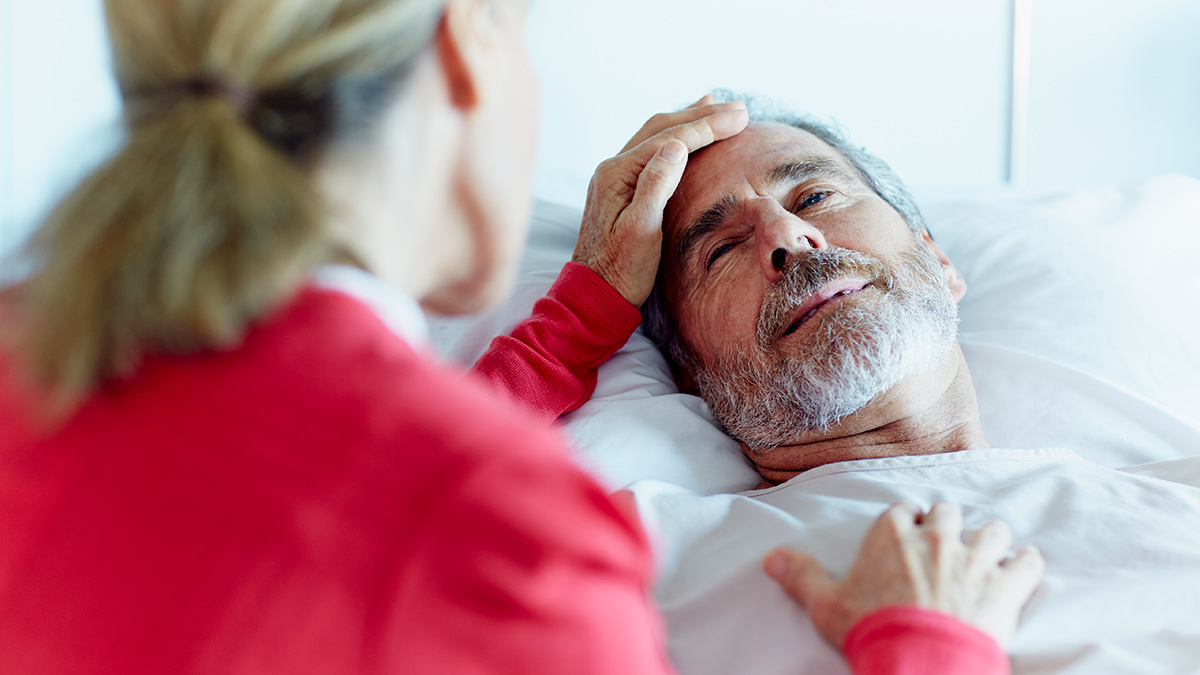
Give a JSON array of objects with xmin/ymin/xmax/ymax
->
[{"xmin": 641, "ymin": 89, "xmax": 927, "ymax": 372}]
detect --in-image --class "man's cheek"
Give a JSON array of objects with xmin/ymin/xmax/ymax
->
[{"xmin": 713, "ymin": 308, "xmax": 755, "ymax": 354}]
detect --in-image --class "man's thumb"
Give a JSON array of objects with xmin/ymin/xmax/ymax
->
[{"xmin": 763, "ymin": 548, "xmax": 835, "ymax": 606}]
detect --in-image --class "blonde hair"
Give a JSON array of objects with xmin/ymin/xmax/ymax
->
[{"xmin": 9, "ymin": 0, "xmax": 445, "ymax": 413}]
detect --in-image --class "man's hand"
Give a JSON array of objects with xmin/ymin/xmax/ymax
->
[
  {"xmin": 572, "ymin": 95, "xmax": 749, "ymax": 306},
  {"xmin": 764, "ymin": 502, "xmax": 1045, "ymax": 650}
]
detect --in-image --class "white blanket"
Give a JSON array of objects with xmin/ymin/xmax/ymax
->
[{"xmin": 629, "ymin": 448, "xmax": 1200, "ymax": 675}]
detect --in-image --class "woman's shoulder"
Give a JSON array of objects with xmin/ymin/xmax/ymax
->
[
  {"xmin": 1, "ymin": 284, "xmax": 583, "ymax": 504},
  {"xmin": 268, "ymin": 286, "xmax": 570, "ymax": 462}
]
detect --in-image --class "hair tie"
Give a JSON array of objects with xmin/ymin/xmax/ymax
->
[
  {"xmin": 123, "ymin": 77, "xmax": 258, "ymax": 117},
  {"xmin": 176, "ymin": 77, "xmax": 257, "ymax": 115}
]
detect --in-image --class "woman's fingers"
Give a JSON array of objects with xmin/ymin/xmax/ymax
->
[
  {"xmin": 624, "ymin": 140, "xmax": 688, "ymax": 231},
  {"xmin": 588, "ymin": 106, "xmax": 747, "ymax": 215},
  {"xmin": 595, "ymin": 110, "xmax": 744, "ymax": 215},
  {"xmin": 585, "ymin": 141, "xmax": 688, "ymax": 305},
  {"xmin": 766, "ymin": 504, "xmax": 1044, "ymax": 652},
  {"xmin": 881, "ymin": 501, "xmax": 923, "ymax": 533},
  {"xmin": 975, "ymin": 544, "xmax": 1045, "ymax": 646},
  {"xmin": 999, "ymin": 545, "xmax": 1046, "ymax": 602},
  {"xmin": 923, "ymin": 502, "xmax": 964, "ymax": 537},
  {"xmin": 763, "ymin": 547, "xmax": 836, "ymax": 608},
  {"xmin": 573, "ymin": 99, "xmax": 748, "ymax": 306},
  {"xmin": 968, "ymin": 519, "xmax": 1014, "ymax": 566},
  {"xmin": 619, "ymin": 100, "xmax": 747, "ymax": 153},
  {"xmin": 654, "ymin": 105, "xmax": 748, "ymax": 153}
]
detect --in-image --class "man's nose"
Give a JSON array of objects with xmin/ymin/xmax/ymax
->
[{"xmin": 757, "ymin": 214, "xmax": 827, "ymax": 283}]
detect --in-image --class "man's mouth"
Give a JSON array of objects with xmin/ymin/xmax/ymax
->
[{"xmin": 779, "ymin": 279, "xmax": 873, "ymax": 338}]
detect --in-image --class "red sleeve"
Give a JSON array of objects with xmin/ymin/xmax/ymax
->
[
  {"xmin": 471, "ymin": 263, "xmax": 642, "ymax": 425},
  {"xmin": 392, "ymin": 449, "xmax": 676, "ymax": 675},
  {"xmin": 844, "ymin": 606, "xmax": 1009, "ymax": 675}
]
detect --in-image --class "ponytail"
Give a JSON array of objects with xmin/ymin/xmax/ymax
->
[
  {"xmin": 14, "ymin": 95, "xmax": 327, "ymax": 412},
  {"xmin": 6, "ymin": 0, "xmax": 445, "ymax": 414}
]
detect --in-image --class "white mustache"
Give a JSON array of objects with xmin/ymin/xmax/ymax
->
[{"xmin": 756, "ymin": 248, "xmax": 892, "ymax": 349}]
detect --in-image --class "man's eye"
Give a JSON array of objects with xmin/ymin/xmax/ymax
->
[
  {"xmin": 706, "ymin": 241, "xmax": 739, "ymax": 270},
  {"xmin": 799, "ymin": 191, "xmax": 832, "ymax": 210}
]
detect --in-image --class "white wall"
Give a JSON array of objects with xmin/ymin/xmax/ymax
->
[
  {"xmin": 1, "ymin": 0, "xmax": 1197, "ymax": 262},
  {"xmin": 0, "ymin": 0, "xmax": 121, "ymax": 271},
  {"xmin": 0, "ymin": 0, "xmax": 12, "ymax": 262},
  {"xmin": 1027, "ymin": 0, "xmax": 1200, "ymax": 190},
  {"xmin": 526, "ymin": 0, "xmax": 1013, "ymax": 206}
]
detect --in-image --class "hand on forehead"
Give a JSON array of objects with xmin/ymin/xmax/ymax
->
[{"xmin": 662, "ymin": 122, "xmax": 872, "ymax": 282}]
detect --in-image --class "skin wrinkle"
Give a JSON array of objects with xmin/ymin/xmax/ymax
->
[{"xmin": 675, "ymin": 194, "xmax": 738, "ymax": 271}]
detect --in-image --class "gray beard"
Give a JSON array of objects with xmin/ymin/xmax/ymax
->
[{"xmin": 692, "ymin": 244, "xmax": 959, "ymax": 450}]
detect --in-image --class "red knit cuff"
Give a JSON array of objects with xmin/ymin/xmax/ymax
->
[
  {"xmin": 844, "ymin": 606, "xmax": 1008, "ymax": 675},
  {"xmin": 548, "ymin": 263, "xmax": 642, "ymax": 340}
]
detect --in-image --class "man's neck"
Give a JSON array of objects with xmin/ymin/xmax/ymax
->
[{"xmin": 745, "ymin": 344, "xmax": 989, "ymax": 485}]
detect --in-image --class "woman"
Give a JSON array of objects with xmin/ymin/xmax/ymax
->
[{"xmin": 0, "ymin": 0, "xmax": 1041, "ymax": 673}]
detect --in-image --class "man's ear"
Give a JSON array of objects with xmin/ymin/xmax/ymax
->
[
  {"xmin": 435, "ymin": 0, "xmax": 489, "ymax": 110},
  {"xmin": 921, "ymin": 230, "xmax": 967, "ymax": 302}
]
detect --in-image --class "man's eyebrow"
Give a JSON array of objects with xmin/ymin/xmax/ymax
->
[
  {"xmin": 675, "ymin": 194, "xmax": 739, "ymax": 271},
  {"xmin": 674, "ymin": 157, "xmax": 858, "ymax": 270},
  {"xmin": 767, "ymin": 156, "xmax": 859, "ymax": 186}
]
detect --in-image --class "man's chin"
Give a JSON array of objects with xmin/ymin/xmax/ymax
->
[
  {"xmin": 701, "ymin": 311, "xmax": 933, "ymax": 447},
  {"xmin": 700, "ymin": 245, "xmax": 960, "ymax": 450},
  {"xmin": 697, "ymin": 352, "xmax": 888, "ymax": 450}
]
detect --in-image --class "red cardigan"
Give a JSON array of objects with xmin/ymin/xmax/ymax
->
[{"xmin": 0, "ymin": 265, "xmax": 1005, "ymax": 674}]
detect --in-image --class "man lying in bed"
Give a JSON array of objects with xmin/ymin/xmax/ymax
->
[{"xmin": 477, "ymin": 91, "xmax": 1200, "ymax": 674}]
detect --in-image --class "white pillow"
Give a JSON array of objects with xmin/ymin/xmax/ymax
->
[
  {"xmin": 428, "ymin": 175, "xmax": 1200, "ymax": 493},
  {"xmin": 925, "ymin": 176, "xmax": 1200, "ymax": 469}
]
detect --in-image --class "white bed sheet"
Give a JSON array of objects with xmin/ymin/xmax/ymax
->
[{"xmin": 629, "ymin": 448, "xmax": 1200, "ymax": 675}]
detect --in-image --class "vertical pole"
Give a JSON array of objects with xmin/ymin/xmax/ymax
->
[
  {"xmin": 1009, "ymin": 0, "xmax": 1033, "ymax": 186},
  {"xmin": 0, "ymin": 0, "xmax": 12, "ymax": 265}
]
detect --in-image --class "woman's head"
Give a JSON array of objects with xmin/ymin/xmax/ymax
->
[
  {"xmin": 113, "ymin": 0, "xmax": 447, "ymax": 163},
  {"xmin": 11, "ymin": 0, "xmax": 538, "ymax": 411},
  {"xmin": 311, "ymin": 0, "xmax": 538, "ymax": 314}
]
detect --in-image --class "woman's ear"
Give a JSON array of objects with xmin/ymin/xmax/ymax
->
[
  {"xmin": 921, "ymin": 230, "xmax": 967, "ymax": 302},
  {"xmin": 435, "ymin": 0, "xmax": 487, "ymax": 109}
]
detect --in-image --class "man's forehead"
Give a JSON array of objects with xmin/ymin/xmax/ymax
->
[
  {"xmin": 666, "ymin": 122, "xmax": 855, "ymax": 237},
  {"xmin": 662, "ymin": 122, "xmax": 862, "ymax": 275}
]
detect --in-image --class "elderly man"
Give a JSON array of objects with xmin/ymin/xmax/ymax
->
[
  {"xmin": 636, "ymin": 96, "xmax": 1200, "ymax": 673},
  {"xmin": 478, "ymin": 92, "xmax": 1200, "ymax": 674},
  {"xmin": 641, "ymin": 98, "xmax": 977, "ymax": 482}
]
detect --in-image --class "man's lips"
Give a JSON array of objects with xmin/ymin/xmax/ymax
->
[{"xmin": 779, "ymin": 279, "xmax": 872, "ymax": 338}]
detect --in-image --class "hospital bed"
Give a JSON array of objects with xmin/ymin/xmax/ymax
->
[{"xmin": 428, "ymin": 177, "xmax": 1200, "ymax": 674}]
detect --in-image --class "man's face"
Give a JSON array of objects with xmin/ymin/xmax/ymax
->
[{"xmin": 662, "ymin": 122, "xmax": 961, "ymax": 448}]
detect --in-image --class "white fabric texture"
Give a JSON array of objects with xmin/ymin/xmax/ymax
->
[
  {"xmin": 627, "ymin": 448, "xmax": 1200, "ymax": 675},
  {"xmin": 428, "ymin": 175, "xmax": 1200, "ymax": 493}
]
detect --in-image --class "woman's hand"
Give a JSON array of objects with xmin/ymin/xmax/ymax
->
[
  {"xmin": 764, "ymin": 502, "xmax": 1045, "ymax": 650},
  {"xmin": 572, "ymin": 94, "xmax": 749, "ymax": 307}
]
